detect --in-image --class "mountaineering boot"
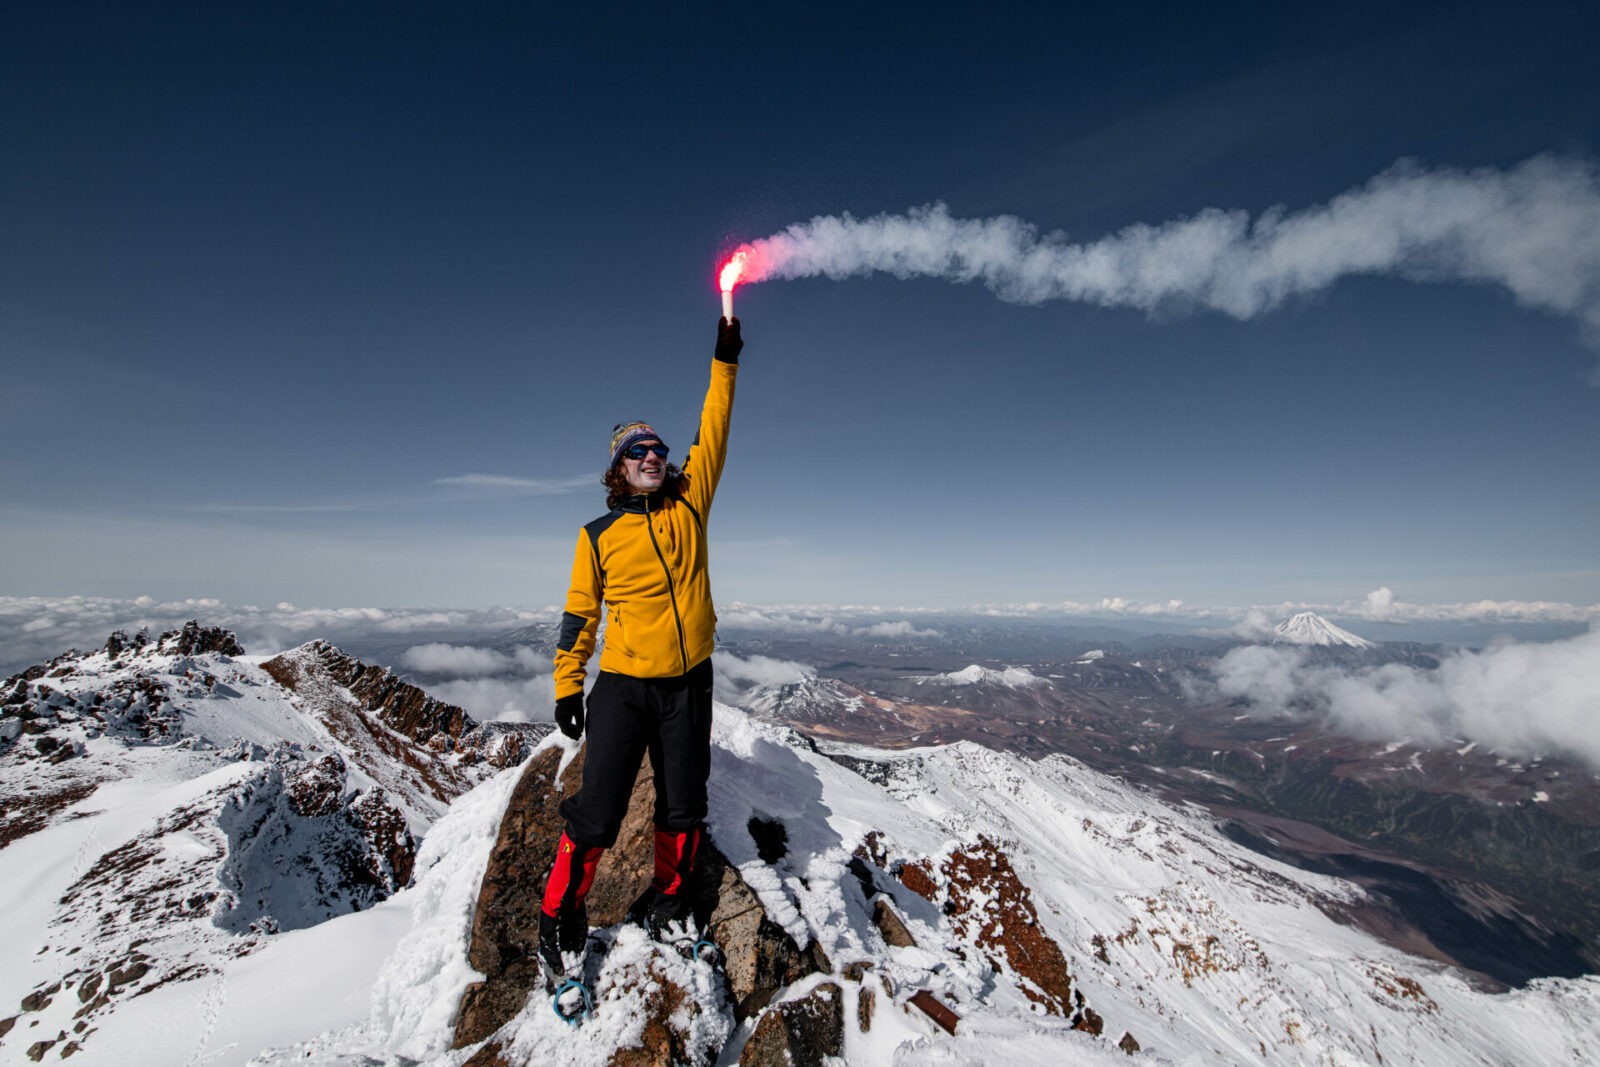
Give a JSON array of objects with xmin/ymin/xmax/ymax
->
[
  {"xmin": 539, "ymin": 904, "xmax": 590, "ymax": 986},
  {"xmin": 538, "ymin": 833, "xmax": 604, "ymax": 992},
  {"xmin": 537, "ymin": 911, "xmax": 566, "ymax": 992},
  {"xmin": 649, "ymin": 827, "xmax": 703, "ymax": 947},
  {"xmin": 647, "ymin": 890, "xmax": 696, "ymax": 946}
]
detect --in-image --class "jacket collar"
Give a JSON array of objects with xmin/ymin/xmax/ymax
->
[{"xmin": 615, "ymin": 489, "xmax": 670, "ymax": 514}]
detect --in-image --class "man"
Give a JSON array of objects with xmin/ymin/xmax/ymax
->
[{"xmin": 538, "ymin": 315, "xmax": 743, "ymax": 989}]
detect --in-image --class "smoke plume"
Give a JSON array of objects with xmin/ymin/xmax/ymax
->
[{"xmin": 735, "ymin": 155, "xmax": 1600, "ymax": 344}]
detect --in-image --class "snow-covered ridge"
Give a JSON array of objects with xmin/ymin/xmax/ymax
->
[
  {"xmin": 5, "ymin": 627, "xmax": 1599, "ymax": 1064},
  {"xmin": 917, "ymin": 664, "xmax": 1049, "ymax": 687},
  {"xmin": 0, "ymin": 624, "xmax": 542, "ymax": 1062},
  {"xmin": 1272, "ymin": 611, "xmax": 1375, "ymax": 648}
]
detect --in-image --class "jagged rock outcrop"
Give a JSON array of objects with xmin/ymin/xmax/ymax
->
[
  {"xmin": 263, "ymin": 640, "xmax": 471, "ymax": 748},
  {"xmin": 453, "ymin": 743, "xmax": 827, "ymax": 1061},
  {"xmin": 157, "ymin": 621, "xmax": 245, "ymax": 658},
  {"xmin": 260, "ymin": 642, "xmax": 537, "ymax": 811}
]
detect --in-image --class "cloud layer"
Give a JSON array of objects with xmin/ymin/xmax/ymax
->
[
  {"xmin": 5, "ymin": 590, "xmax": 1594, "ymax": 678},
  {"xmin": 0, "ymin": 596, "xmax": 559, "ymax": 676},
  {"xmin": 1208, "ymin": 629, "xmax": 1600, "ymax": 766},
  {"xmin": 400, "ymin": 643, "xmax": 547, "ymax": 676},
  {"xmin": 736, "ymin": 155, "xmax": 1600, "ymax": 348}
]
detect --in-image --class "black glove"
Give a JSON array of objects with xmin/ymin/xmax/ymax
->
[
  {"xmin": 554, "ymin": 692, "xmax": 585, "ymax": 739},
  {"xmin": 715, "ymin": 316, "xmax": 743, "ymax": 364}
]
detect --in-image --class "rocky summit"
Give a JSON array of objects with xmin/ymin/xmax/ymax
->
[{"xmin": 0, "ymin": 623, "xmax": 542, "ymax": 1061}]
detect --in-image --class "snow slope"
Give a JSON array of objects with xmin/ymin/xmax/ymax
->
[
  {"xmin": 5, "ymin": 634, "xmax": 1596, "ymax": 1065},
  {"xmin": 0, "ymin": 628, "xmax": 528, "ymax": 1065},
  {"xmin": 258, "ymin": 709, "xmax": 1595, "ymax": 1065}
]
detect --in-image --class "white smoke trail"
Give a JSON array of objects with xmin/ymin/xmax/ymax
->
[{"xmin": 735, "ymin": 155, "xmax": 1600, "ymax": 344}]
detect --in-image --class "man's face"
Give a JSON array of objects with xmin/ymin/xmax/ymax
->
[{"xmin": 622, "ymin": 440, "xmax": 668, "ymax": 493}]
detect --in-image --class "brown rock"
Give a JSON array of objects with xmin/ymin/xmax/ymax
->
[
  {"xmin": 739, "ymin": 983, "xmax": 844, "ymax": 1066},
  {"xmin": 158, "ymin": 622, "xmax": 244, "ymax": 658},
  {"xmin": 453, "ymin": 734, "xmax": 827, "ymax": 1057},
  {"xmin": 350, "ymin": 788, "xmax": 417, "ymax": 890},
  {"xmin": 942, "ymin": 836, "xmax": 1077, "ymax": 1018},
  {"xmin": 264, "ymin": 641, "xmax": 472, "ymax": 746},
  {"xmin": 286, "ymin": 753, "xmax": 347, "ymax": 818},
  {"xmin": 1074, "ymin": 1007, "xmax": 1104, "ymax": 1036},
  {"xmin": 701, "ymin": 846, "xmax": 825, "ymax": 1018},
  {"xmin": 106, "ymin": 962, "xmax": 148, "ymax": 990},
  {"xmin": 857, "ymin": 985, "xmax": 875, "ymax": 1032},
  {"xmin": 896, "ymin": 859, "xmax": 940, "ymax": 902},
  {"xmin": 608, "ymin": 955, "xmax": 712, "ymax": 1067},
  {"xmin": 871, "ymin": 899, "xmax": 916, "ymax": 948},
  {"xmin": 20, "ymin": 981, "xmax": 59, "ymax": 1012},
  {"xmin": 1118, "ymin": 1030, "xmax": 1141, "ymax": 1054},
  {"xmin": 453, "ymin": 745, "xmax": 583, "ymax": 1048},
  {"xmin": 460, "ymin": 1041, "xmax": 510, "ymax": 1067},
  {"xmin": 738, "ymin": 1009, "xmax": 790, "ymax": 1066},
  {"xmin": 908, "ymin": 990, "xmax": 959, "ymax": 1035}
]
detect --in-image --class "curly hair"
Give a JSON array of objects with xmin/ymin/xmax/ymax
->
[{"xmin": 603, "ymin": 462, "xmax": 687, "ymax": 511}]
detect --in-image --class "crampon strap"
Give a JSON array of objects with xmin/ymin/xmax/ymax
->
[{"xmin": 552, "ymin": 978, "xmax": 594, "ymax": 1025}]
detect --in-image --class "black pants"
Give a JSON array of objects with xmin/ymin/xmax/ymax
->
[{"xmin": 560, "ymin": 658, "xmax": 713, "ymax": 848}]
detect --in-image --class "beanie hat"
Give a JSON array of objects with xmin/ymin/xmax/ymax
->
[{"xmin": 609, "ymin": 421, "xmax": 666, "ymax": 468}]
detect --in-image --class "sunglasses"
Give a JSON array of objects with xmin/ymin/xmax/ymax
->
[{"xmin": 621, "ymin": 442, "xmax": 670, "ymax": 460}]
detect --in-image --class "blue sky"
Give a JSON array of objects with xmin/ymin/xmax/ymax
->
[{"xmin": 3, "ymin": 2, "xmax": 1597, "ymax": 617}]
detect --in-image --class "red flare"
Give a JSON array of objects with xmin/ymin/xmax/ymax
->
[{"xmin": 718, "ymin": 250, "xmax": 749, "ymax": 294}]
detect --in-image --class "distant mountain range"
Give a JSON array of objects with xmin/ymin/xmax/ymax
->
[{"xmin": 731, "ymin": 628, "xmax": 1599, "ymax": 991}]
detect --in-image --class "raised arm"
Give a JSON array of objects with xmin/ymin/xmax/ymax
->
[{"xmin": 680, "ymin": 316, "xmax": 742, "ymax": 517}]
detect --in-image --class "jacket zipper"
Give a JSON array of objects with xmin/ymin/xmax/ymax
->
[{"xmin": 643, "ymin": 495, "xmax": 689, "ymax": 674}]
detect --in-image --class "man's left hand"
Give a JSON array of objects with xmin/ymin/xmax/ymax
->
[
  {"xmin": 554, "ymin": 693, "xmax": 585, "ymax": 739},
  {"xmin": 715, "ymin": 316, "xmax": 743, "ymax": 363}
]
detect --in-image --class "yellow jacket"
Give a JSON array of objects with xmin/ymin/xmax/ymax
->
[{"xmin": 553, "ymin": 358, "xmax": 737, "ymax": 698}]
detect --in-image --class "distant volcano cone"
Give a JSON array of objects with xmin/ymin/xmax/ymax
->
[{"xmin": 1272, "ymin": 611, "xmax": 1375, "ymax": 648}]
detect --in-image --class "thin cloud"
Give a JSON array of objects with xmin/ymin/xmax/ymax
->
[
  {"xmin": 431, "ymin": 473, "xmax": 596, "ymax": 495},
  {"xmin": 182, "ymin": 472, "xmax": 595, "ymax": 515},
  {"xmin": 975, "ymin": 591, "xmax": 1599, "ymax": 627}
]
